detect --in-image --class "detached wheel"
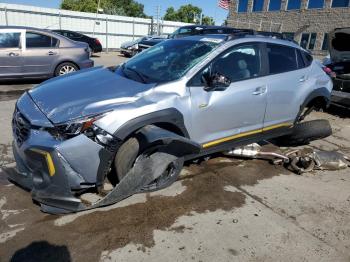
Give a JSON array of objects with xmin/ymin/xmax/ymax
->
[
  {"xmin": 54, "ymin": 62, "xmax": 78, "ymax": 76},
  {"xmin": 114, "ymin": 137, "xmax": 184, "ymax": 192},
  {"xmin": 276, "ymin": 119, "xmax": 332, "ymax": 146}
]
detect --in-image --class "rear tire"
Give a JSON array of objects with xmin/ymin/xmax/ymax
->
[
  {"xmin": 54, "ymin": 62, "xmax": 78, "ymax": 76},
  {"xmin": 114, "ymin": 137, "xmax": 183, "ymax": 192},
  {"xmin": 276, "ymin": 119, "xmax": 332, "ymax": 146}
]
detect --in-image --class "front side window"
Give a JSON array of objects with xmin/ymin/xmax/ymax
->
[
  {"xmin": 287, "ymin": 0, "xmax": 302, "ymax": 10},
  {"xmin": 308, "ymin": 0, "xmax": 324, "ymax": 8},
  {"xmin": 238, "ymin": 0, "xmax": 249, "ymax": 12},
  {"xmin": 269, "ymin": 0, "xmax": 282, "ymax": 10},
  {"xmin": 212, "ymin": 44, "xmax": 262, "ymax": 82},
  {"xmin": 331, "ymin": 0, "xmax": 349, "ymax": 7},
  {"xmin": 26, "ymin": 32, "xmax": 58, "ymax": 48},
  {"xmin": 121, "ymin": 39, "xmax": 219, "ymax": 83},
  {"xmin": 0, "ymin": 32, "xmax": 21, "ymax": 48},
  {"xmin": 252, "ymin": 0, "xmax": 264, "ymax": 11},
  {"xmin": 267, "ymin": 44, "xmax": 298, "ymax": 74}
]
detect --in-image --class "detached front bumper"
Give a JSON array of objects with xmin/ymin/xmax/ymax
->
[{"xmin": 10, "ymin": 94, "xmax": 113, "ymax": 214}]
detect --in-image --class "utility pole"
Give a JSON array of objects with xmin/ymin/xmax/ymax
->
[
  {"xmin": 93, "ymin": 0, "xmax": 101, "ymax": 36},
  {"xmin": 155, "ymin": 5, "xmax": 161, "ymax": 35}
]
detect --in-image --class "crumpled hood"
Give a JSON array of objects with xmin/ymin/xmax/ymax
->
[
  {"xmin": 29, "ymin": 67, "xmax": 155, "ymax": 124},
  {"xmin": 329, "ymin": 28, "xmax": 350, "ymax": 63}
]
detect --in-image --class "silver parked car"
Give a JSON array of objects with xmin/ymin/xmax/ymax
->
[
  {"xmin": 10, "ymin": 33, "xmax": 332, "ymax": 213},
  {"xmin": 0, "ymin": 26, "xmax": 94, "ymax": 79}
]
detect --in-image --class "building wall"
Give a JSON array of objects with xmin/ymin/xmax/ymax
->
[{"xmin": 227, "ymin": 0, "xmax": 350, "ymax": 54}]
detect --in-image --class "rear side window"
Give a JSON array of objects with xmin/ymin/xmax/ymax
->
[
  {"xmin": 267, "ymin": 44, "xmax": 298, "ymax": 74},
  {"xmin": 296, "ymin": 49, "xmax": 306, "ymax": 68},
  {"xmin": 302, "ymin": 51, "xmax": 313, "ymax": 67},
  {"xmin": 26, "ymin": 32, "xmax": 58, "ymax": 48},
  {"xmin": 0, "ymin": 32, "xmax": 20, "ymax": 48}
]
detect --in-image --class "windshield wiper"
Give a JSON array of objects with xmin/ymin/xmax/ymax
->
[{"xmin": 122, "ymin": 65, "xmax": 148, "ymax": 84}]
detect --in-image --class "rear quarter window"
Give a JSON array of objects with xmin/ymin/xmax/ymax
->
[
  {"xmin": 267, "ymin": 43, "xmax": 298, "ymax": 74},
  {"xmin": 302, "ymin": 51, "xmax": 313, "ymax": 67}
]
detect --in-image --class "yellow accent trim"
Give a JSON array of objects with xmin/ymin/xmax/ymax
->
[
  {"xmin": 202, "ymin": 122, "xmax": 293, "ymax": 148},
  {"xmin": 30, "ymin": 148, "xmax": 56, "ymax": 177}
]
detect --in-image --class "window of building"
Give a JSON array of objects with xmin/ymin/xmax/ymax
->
[
  {"xmin": 300, "ymin": 33, "xmax": 310, "ymax": 49},
  {"xmin": 252, "ymin": 0, "xmax": 264, "ymax": 11},
  {"xmin": 267, "ymin": 44, "xmax": 298, "ymax": 74},
  {"xmin": 26, "ymin": 32, "xmax": 58, "ymax": 48},
  {"xmin": 308, "ymin": 33, "xmax": 317, "ymax": 49},
  {"xmin": 308, "ymin": 0, "xmax": 324, "ymax": 8},
  {"xmin": 287, "ymin": 0, "xmax": 302, "ymax": 10},
  {"xmin": 331, "ymin": 0, "xmax": 350, "ymax": 7},
  {"xmin": 321, "ymin": 33, "xmax": 329, "ymax": 50},
  {"xmin": 282, "ymin": 32, "xmax": 295, "ymax": 41},
  {"xmin": 238, "ymin": 0, "xmax": 249, "ymax": 12},
  {"xmin": 269, "ymin": 0, "xmax": 282, "ymax": 10},
  {"xmin": 0, "ymin": 32, "xmax": 21, "ymax": 48}
]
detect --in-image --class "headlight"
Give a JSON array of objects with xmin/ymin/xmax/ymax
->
[{"xmin": 49, "ymin": 114, "xmax": 106, "ymax": 139}]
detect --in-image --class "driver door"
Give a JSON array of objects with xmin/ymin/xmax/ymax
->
[{"xmin": 188, "ymin": 43, "xmax": 268, "ymax": 147}]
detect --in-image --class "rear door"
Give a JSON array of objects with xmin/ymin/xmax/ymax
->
[
  {"xmin": 22, "ymin": 31, "xmax": 59, "ymax": 77},
  {"xmin": 263, "ymin": 43, "xmax": 310, "ymax": 128},
  {"xmin": 0, "ymin": 29, "xmax": 23, "ymax": 78}
]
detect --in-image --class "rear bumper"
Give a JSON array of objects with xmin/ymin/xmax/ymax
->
[
  {"xmin": 78, "ymin": 59, "xmax": 94, "ymax": 69},
  {"xmin": 331, "ymin": 90, "xmax": 350, "ymax": 107}
]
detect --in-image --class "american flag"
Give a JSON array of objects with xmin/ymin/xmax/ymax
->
[{"xmin": 218, "ymin": 0, "xmax": 230, "ymax": 9}]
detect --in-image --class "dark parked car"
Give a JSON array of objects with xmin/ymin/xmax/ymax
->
[
  {"xmin": 120, "ymin": 35, "xmax": 167, "ymax": 57},
  {"xmin": 0, "ymin": 26, "xmax": 94, "ymax": 79},
  {"xmin": 168, "ymin": 25, "xmax": 240, "ymax": 39},
  {"xmin": 53, "ymin": 29, "xmax": 102, "ymax": 53},
  {"xmin": 323, "ymin": 28, "xmax": 350, "ymax": 107}
]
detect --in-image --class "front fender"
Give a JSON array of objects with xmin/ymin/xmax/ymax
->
[{"xmin": 136, "ymin": 125, "xmax": 201, "ymax": 157}]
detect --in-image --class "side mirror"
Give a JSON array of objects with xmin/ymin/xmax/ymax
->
[{"xmin": 203, "ymin": 73, "xmax": 231, "ymax": 91}]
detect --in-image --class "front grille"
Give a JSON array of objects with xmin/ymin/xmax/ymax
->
[{"xmin": 12, "ymin": 108, "xmax": 31, "ymax": 146}]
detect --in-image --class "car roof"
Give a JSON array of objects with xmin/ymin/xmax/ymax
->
[
  {"xmin": 179, "ymin": 25, "xmax": 234, "ymax": 30},
  {"xmin": 174, "ymin": 33, "xmax": 301, "ymax": 49}
]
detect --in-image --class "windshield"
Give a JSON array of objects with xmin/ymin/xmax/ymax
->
[{"xmin": 121, "ymin": 39, "xmax": 219, "ymax": 83}]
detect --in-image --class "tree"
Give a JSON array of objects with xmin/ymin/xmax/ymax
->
[
  {"xmin": 60, "ymin": 0, "xmax": 148, "ymax": 18},
  {"xmin": 163, "ymin": 4, "xmax": 215, "ymax": 25}
]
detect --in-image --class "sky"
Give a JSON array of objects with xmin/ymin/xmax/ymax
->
[{"xmin": 2, "ymin": 0, "xmax": 229, "ymax": 25}]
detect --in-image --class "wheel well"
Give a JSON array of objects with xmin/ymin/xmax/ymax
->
[
  {"xmin": 152, "ymin": 122, "xmax": 186, "ymax": 137},
  {"xmin": 305, "ymin": 96, "xmax": 328, "ymax": 110}
]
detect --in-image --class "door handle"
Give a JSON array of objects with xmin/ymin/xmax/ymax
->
[
  {"xmin": 299, "ymin": 76, "xmax": 306, "ymax": 82},
  {"xmin": 252, "ymin": 86, "xmax": 267, "ymax": 95},
  {"xmin": 8, "ymin": 52, "xmax": 19, "ymax": 57},
  {"xmin": 47, "ymin": 51, "xmax": 57, "ymax": 55}
]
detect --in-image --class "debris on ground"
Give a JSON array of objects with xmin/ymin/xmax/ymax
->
[{"xmin": 225, "ymin": 142, "xmax": 349, "ymax": 175}]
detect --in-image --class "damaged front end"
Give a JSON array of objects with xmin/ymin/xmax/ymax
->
[
  {"xmin": 10, "ymin": 93, "xmax": 200, "ymax": 214},
  {"xmin": 9, "ymin": 93, "xmax": 120, "ymax": 213}
]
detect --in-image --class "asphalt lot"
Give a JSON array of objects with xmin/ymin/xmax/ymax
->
[{"xmin": 1, "ymin": 53, "xmax": 350, "ymax": 261}]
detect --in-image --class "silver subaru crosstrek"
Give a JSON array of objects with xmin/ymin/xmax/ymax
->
[
  {"xmin": 10, "ymin": 33, "xmax": 332, "ymax": 213},
  {"xmin": 0, "ymin": 26, "xmax": 94, "ymax": 80}
]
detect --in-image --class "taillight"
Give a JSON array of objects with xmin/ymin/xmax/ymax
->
[
  {"xmin": 95, "ymin": 38, "xmax": 101, "ymax": 45},
  {"xmin": 323, "ymin": 66, "xmax": 336, "ymax": 78}
]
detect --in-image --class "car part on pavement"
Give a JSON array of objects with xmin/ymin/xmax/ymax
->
[{"xmin": 274, "ymin": 120, "xmax": 332, "ymax": 146}]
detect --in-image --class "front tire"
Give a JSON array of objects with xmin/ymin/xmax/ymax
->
[{"xmin": 114, "ymin": 137, "xmax": 184, "ymax": 192}]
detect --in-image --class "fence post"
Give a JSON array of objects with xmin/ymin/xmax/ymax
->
[
  {"xmin": 5, "ymin": 6, "xmax": 8, "ymax": 26},
  {"xmin": 106, "ymin": 16, "xmax": 108, "ymax": 53},
  {"xmin": 59, "ymin": 12, "xmax": 61, "ymax": 29},
  {"xmin": 132, "ymin": 19, "xmax": 135, "ymax": 40}
]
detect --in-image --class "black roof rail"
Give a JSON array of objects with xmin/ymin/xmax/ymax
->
[{"xmin": 226, "ymin": 29, "xmax": 298, "ymax": 44}]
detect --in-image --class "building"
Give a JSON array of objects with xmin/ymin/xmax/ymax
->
[{"xmin": 227, "ymin": 0, "xmax": 350, "ymax": 55}]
